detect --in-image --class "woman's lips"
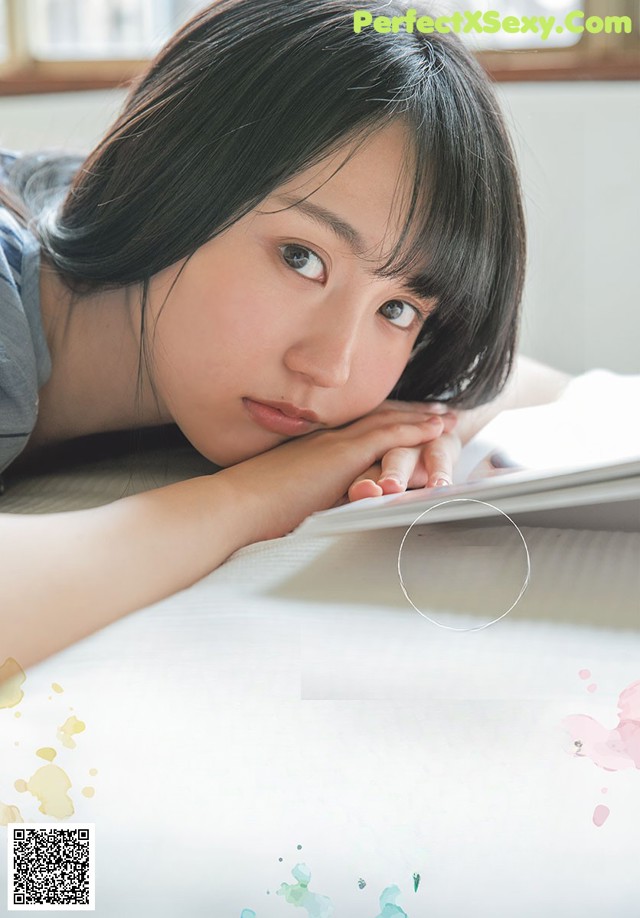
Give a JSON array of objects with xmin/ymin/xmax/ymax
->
[{"xmin": 242, "ymin": 398, "xmax": 317, "ymax": 436}]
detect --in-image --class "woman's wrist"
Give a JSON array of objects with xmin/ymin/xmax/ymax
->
[
  {"xmin": 453, "ymin": 400, "xmax": 506, "ymax": 447},
  {"xmin": 196, "ymin": 471, "xmax": 272, "ymax": 552}
]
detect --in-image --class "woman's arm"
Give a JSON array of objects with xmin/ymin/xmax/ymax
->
[
  {"xmin": 454, "ymin": 354, "xmax": 574, "ymax": 446},
  {"xmin": 0, "ymin": 474, "xmax": 253, "ymax": 675},
  {"xmin": 0, "ymin": 405, "xmax": 446, "ymax": 678}
]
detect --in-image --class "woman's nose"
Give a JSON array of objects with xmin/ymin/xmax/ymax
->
[{"xmin": 282, "ymin": 305, "xmax": 362, "ymax": 389}]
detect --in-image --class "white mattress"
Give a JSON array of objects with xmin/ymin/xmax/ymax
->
[{"xmin": 1, "ymin": 439, "xmax": 639, "ymax": 916}]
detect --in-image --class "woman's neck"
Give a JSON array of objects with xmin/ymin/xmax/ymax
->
[{"xmin": 23, "ymin": 255, "xmax": 172, "ymax": 457}]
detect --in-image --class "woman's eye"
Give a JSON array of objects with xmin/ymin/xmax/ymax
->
[
  {"xmin": 279, "ymin": 244, "xmax": 325, "ymax": 280},
  {"xmin": 380, "ymin": 299, "xmax": 422, "ymax": 329}
]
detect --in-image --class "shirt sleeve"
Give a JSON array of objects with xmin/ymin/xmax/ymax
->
[{"xmin": 0, "ymin": 215, "xmax": 41, "ymax": 475}]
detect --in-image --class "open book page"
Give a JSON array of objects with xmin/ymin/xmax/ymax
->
[
  {"xmin": 293, "ymin": 369, "xmax": 640, "ymax": 537},
  {"xmin": 454, "ymin": 369, "xmax": 640, "ymax": 484}
]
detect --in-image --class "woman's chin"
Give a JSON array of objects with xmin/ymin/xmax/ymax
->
[{"xmin": 196, "ymin": 437, "xmax": 283, "ymax": 468}]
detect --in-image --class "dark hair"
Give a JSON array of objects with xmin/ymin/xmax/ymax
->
[{"xmin": 1, "ymin": 0, "xmax": 526, "ymax": 443}]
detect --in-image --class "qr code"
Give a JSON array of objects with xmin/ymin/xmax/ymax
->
[{"xmin": 7, "ymin": 824, "xmax": 95, "ymax": 911}]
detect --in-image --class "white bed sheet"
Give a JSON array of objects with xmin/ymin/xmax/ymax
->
[{"xmin": 1, "ymin": 439, "xmax": 639, "ymax": 917}]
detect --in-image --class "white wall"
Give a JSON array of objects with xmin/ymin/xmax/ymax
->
[
  {"xmin": 496, "ymin": 82, "xmax": 639, "ymax": 375},
  {"xmin": 1, "ymin": 82, "xmax": 638, "ymax": 374}
]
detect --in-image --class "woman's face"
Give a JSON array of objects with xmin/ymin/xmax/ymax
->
[{"xmin": 146, "ymin": 121, "xmax": 436, "ymax": 466}]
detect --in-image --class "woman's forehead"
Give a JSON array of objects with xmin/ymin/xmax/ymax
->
[{"xmin": 262, "ymin": 121, "xmax": 417, "ymax": 261}]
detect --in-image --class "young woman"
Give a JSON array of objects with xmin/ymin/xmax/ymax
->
[{"xmin": 0, "ymin": 0, "xmax": 571, "ymax": 672}]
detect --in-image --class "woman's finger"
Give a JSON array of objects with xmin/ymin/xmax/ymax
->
[
  {"xmin": 348, "ymin": 427, "xmax": 462, "ymax": 501},
  {"xmin": 439, "ymin": 412, "xmax": 458, "ymax": 433},
  {"xmin": 347, "ymin": 449, "xmax": 421, "ymax": 501},
  {"xmin": 420, "ymin": 433, "xmax": 462, "ymax": 488},
  {"xmin": 377, "ymin": 446, "xmax": 425, "ymax": 493},
  {"xmin": 346, "ymin": 413, "xmax": 446, "ymax": 500},
  {"xmin": 334, "ymin": 408, "xmax": 445, "ymax": 437},
  {"xmin": 420, "ymin": 401, "xmax": 454, "ymax": 415},
  {"xmin": 347, "ymin": 462, "xmax": 384, "ymax": 501},
  {"xmin": 383, "ymin": 399, "xmax": 451, "ymax": 414}
]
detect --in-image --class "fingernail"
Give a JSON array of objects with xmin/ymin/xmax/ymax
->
[
  {"xmin": 422, "ymin": 403, "xmax": 448, "ymax": 413},
  {"xmin": 379, "ymin": 476, "xmax": 403, "ymax": 492},
  {"xmin": 427, "ymin": 417, "xmax": 443, "ymax": 426},
  {"xmin": 434, "ymin": 477, "xmax": 450, "ymax": 487}
]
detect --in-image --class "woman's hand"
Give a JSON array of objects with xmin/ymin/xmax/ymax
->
[
  {"xmin": 344, "ymin": 399, "xmax": 462, "ymax": 501},
  {"xmin": 347, "ymin": 428, "xmax": 463, "ymax": 501},
  {"xmin": 217, "ymin": 404, "xmax": 456, "ymax": 542}
]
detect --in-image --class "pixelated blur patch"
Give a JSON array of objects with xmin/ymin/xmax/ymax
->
[{"xmin": 7, "ymin": 823, "xmax": 95, "ymax": 911}]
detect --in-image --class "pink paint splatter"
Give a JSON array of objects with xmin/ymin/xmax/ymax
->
[
  {"xmin": 601, "ymin": 787, "xmax": 608, "ymax": 794},
  {"xmin": 579, "ymin": 670, "xmax": 591, "ymax": 680},
  {"xmin": 587, "ymin": 684, "xmax": 598, "ymax": 693},
  {"xmin": 562, "ymin": 679, "xmax": 640, "ymax": 771},
  {"xmin": 593, "ymin": 805, "xmax": 610, "ymax": 827}
]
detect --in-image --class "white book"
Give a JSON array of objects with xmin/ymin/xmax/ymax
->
[{"xmin": 293, "ymin": 369, "xmax": 640, "ymax": 536}]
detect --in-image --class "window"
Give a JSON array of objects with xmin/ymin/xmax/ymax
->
[
  {"xmin": 0, "ymin": 1, "xmax": 8, "ymax": 62},
  {"xmin": 0, "ymin": 0, "xmax": 211, "ymax": 91},
  {"xmin": 23, "ymin": 0, "xmax": 203, "ymax": 59},
  {"xmin": 0, "ymin": 0, "xmax": 638, "ymax": 94}
]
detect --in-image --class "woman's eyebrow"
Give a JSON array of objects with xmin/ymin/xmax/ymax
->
[
  {"xmin": 272, "ymin": 193, "xmax": 369, "ymax": 256},
  {"xmin": 270, "ymin": 193, "xmax": 432, "ymax": 302}
]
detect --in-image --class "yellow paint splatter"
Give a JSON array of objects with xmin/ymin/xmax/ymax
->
[
  {"xmin": 14, "ymin": 779, "xmax": 27, "ymax": 792},
  {"xmin": 36, "ymin": 747, "xmax": 57, "ymax": 762},
  {"xmin": 89, "ymin": 768, "xmax": 98, "ymax": 776},
  {"xmin": 14, "ymin": 711, "xmax": 21, "ymax": 718},
  {"xmin": 57, "ymin": 715, "xmax": 86, "ymax": 749},
  {"xmin": 0, "ymin": 658, "xmax": 26, "ymax": 708},
  {"xmin": 52, "ymin": 683, "xmax": 64, "ymax": 694},
  {"xmin": 16, "ymin": 764, "xmax": 74, "ymax": 818},
  {"xmin": 81, "ymin": 787, "xmax": 95, "ymax": 798},
  {"xmin": 0, "ymin": 801, "xmax": 24, "ymax": 826}
]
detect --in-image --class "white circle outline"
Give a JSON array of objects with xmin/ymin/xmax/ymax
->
[{"xmin": 396, "ymin": 498, "xmax": 531, "ymax": 632}]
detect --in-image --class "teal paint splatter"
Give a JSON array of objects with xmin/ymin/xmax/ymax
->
[
  {"xmin": 374, "ymin": 884, "xmax": 408, "ymax": 918},
  {"xmin": 358, "ymin": 877, "xmax": 367, "ymax": 889},
  {"xmin": 276, "ymin": 862, "xmax": 335, "ymax": 917},
  {"xmin": 413, "ymin": 872, "xmax": 420, "ymax": 892},
  {"xmin": 240, "ymin": 911, "xmax": 256, "ymax": 918}
]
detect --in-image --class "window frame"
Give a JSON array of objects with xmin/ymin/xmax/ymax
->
[{"xmin": 0, "ymin": 0, "xmax": 638, "ymax": 95}]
